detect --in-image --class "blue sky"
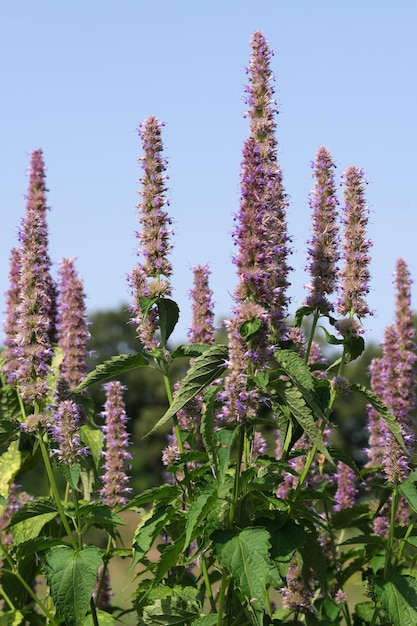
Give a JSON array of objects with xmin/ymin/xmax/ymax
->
[{"xmin": 1, "ymin": 1, "xmax": 416, "ymax": 346}]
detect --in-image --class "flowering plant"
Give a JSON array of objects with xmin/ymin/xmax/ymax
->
[{"xmin": 1, "ymin": 30, "xmax": 417, "ymax": 626}]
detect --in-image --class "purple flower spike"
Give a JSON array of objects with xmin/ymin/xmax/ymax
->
[
  {"xmin": 3, "ymin": 248, "xmax": 21, "ymax": 383},
  {"xmin": 188, "ymin": 264, "xmax": 215, "ymax": 345},
  {"xmin": 304, "ymin": 146, "xmax": 339, "ymax": 314},
  {"xmin": 100, "ymin": 382, "xmax": 132, "ymax": 507},
  {"xmin": 13, "ymin": 150, "xmax": 57, "ymax": 402},
  {"xmin": 334, "ymin": 461, "xmax": 357, "ymax": 511},
  {"xmin": 128, "ymin": 116, "xmax": 174, "ymax": 351},
  {"xmin": 51, "ymin": 400, "xmax": 86, "ymax": 465},
  {"xmin": 337, "ymin": 166, "xmax": 372, "ymax": 326},
  {"xmin": 56, "ymin": 258, "xmax": 90, "ymax": 390}
]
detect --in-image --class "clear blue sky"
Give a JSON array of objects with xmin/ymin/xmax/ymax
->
[{"xmin": 1, "ymin": 1, "xmax": 416, "ymax": 345}]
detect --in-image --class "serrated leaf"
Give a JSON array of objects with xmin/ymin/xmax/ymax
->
[
  {"xmin": 153, "ymin": 536, "xmax": 186, "ymax": 586},
  {"xmin": 214, "ymin": 528, "xmax": 271, "ymax": 616},
  {"xmin": 137, "ymin": 586, "xmax": 200, "ymax": 625},
  {"xmin": 13, "ymin": 512, "xmax": 59, "ymax": 545},
  {"xmin": 124, "ymin": 484, "xmax": 182, "ymax": 510},
  {"xmin": 294, "ymin": 306, "xmax": 313, "ymax": 327},
  {"xmin": 351, "ymin": 383, "xmax": 407, "ymax": 452},
  {"xmin": 170, "ymin": 344, "xmax": 211, "ymax": 359},
  {"xmin": 44, "ymin": 545, "xmax": 103, "ymax": 626},
  {"xmin": 374, "ymin": 574, "xmax": 417, "ymax": 626},
  {"xmin": 0, "ymin": 382, "xmax": 22, "ymax": 423},
  {"xmin": 74, "ymin": 352, "xmax": 149, "ymax": 392},
  {"xmin": 275, "ymin": 349, "xmax": 316, "ymax": 393},
  {"xmin": 132, "ymin": 506, "xmax": 176, "ymax": 567},
  {"xmin": 283, "ymin": 386, "xmax": 331, "ymax": 463},
  {"xmin": 191, "ymin": 616, "xmax": 218, "ymax": 626},
  {"xmin": 146, "ymin": 345, "xmax": 227, "ymax": 436},
  {"xmin": 9, "ymin": 497, "xmax": 56, "ymax": 526},
  {"xmin": 80, "ymin": 424, "xmax": 104, "ymax": 469},
  {"xmin": 184, "ymin": 487, "xmax": 218, "ymax": 548},
  {"xmin": 240, "ymin": 318, "xmax": 261, "ymax": 340},
  {"xmin": 14, "ymin": 536, "xmax": 64, "ymax": 559},
  {"xmin": 58, "ymin": 463, "xmax": 81, "ymax": 490},
  {"xmin": 157, "ymin": 298, "xmax": 180, "ymax": 345}
]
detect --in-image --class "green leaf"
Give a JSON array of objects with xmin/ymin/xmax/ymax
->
[
  {"xmin": 83, "ymin": 610, "xmax": 117, "ymax": 626},
  {"xmin": 184, "ymin": 487, "xmax": 218, "ymax": 548},
  {"xmin": 74, "ymin": 352, "xmax": 149, "ymax": 392},
  {"xmin": 80, "ymin": 424, "xmax": 104, "ymax": 470},
  {"xmin": 239, "ymin": 318, "xmax": 261, "ymax": 340},
  {"xmin": 9, "ymin": 497, "xmax": 56, "ymax": 526},
  {"xmin": 170, "ymin": 344, "xmax": 211, "ymax": 359},
  {"xmin": 351, "ymin": 383, "xmax": 407, "ymax": 453},
  {"xmin": 191, "ymin": 617, "xmax": 218, "ymax": 626},
  {"xmin": 275, "ymin": 349, "xmax": 316, "ymax": 393},
  {"xmin": 132, "ymin": 506, "xmax": 176, "ymax": 566},
  {"xmin": 374, "ymin": 574, "xmax": 417, "ymax": 626},
  {"xmin": 137, "ymin": 586, "xmax": 201, "ymax": 625},
  {"xmin": 0, "ymin": 610, "xmax": 24, "ymax": 626},
  {"xmin": 214, "ymin": 528, "xmax": 272, "ymax": 615},
  {"xmin": 0, "ymin": 441, "xmax": 24, "ymax": 501},
  {"xmin": 399, "ymin": 470, "xmax": 417, "ymax": 513},
  {"xmin": 153, "ymin": 536, "xmax": 186, "ymax": 586},
  {"xmin": 43, "ymin": 545, "xmax": 103, "ymax": 626},
  {"xmin": 125, "ymin": 484, "xmax": 182, "ymax": 510},
  {"xmin": 146, "ymin": 344, "xmax": 228, "ymax": 436},
  {"xmin": 58, "ymin": 463, "xmax": 81, "ymax": 491},
  {"xmin": 0, "ymin": 382, "xmax": 22, "ymax": 423},
  {"xmin": 14, "ymin": 536, "xmax": 64, "ymax": 559},
  {"xmin": 13, "ymin": 512, "xmax": 59, "ymax": 545},
  {"xmin": 294, "ymin": 306, "xmax": 313, "ymax": 327},
  {"xmin": 283, "ymin": 385, "xmax": 331, "ymax": 463},
  {"xmin": 344, "ymin": 335, "xmax": 365, "ymax": 362},
  {"xmin": 157, "ymin": 298, "xmax": 180, "ymax": 345}
]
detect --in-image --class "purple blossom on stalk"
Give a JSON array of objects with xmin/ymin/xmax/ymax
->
[
  {"xmin": 281, "ymin": 556, "xmax": 314, "ymax": 614},
  {"xmin": 51, "ymin": 400, "xmax": 87, "ymax": 465},
  {"xmin": 334, "ymin": 461, "xmax": 357, "ymax": 511},
  {"xmin": 129, "ymin": 116, "xmax": 173, "ymax": 352},
  {"xmin": 367, "ymin": 259, "xmax": 416, "ymax": 484},
  {"xmin": 188, "ymin": 264, "xmax": 215, "ymax": 345},
  {"xmin": 56, "ymin": 258, "xmax": 90, "ymax": 390},
  {"xmin": 304, "ymin": 146, "xmax": 339, "ymax": 314},
  {"xmin": 100, "ymin": 382, "xmax": 132, "ymax": 507},
  {"xmin": 3, "ymin": 248, "xmax": 21, "ymax": 382},
  {"xmin": 336, "ymin": 166, "xmax": 372, "ymax": 330},
  {"xmin": 12, "ymin": 150, "xmax": 58, "ymax": 402}
]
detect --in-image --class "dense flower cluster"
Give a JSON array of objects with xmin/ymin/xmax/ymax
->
[
  {"xmin": 100, "ymin": 381, "xmax": 132, "ymax": 507},
  {"xmin": 51, "ymin": 400, "xmax": 87, "ymax": 465},
  {"xmin": 57, "ymin": 258, "xmax": 90, "ymax": 390},
  {"xmin": 304, "ymin": 146, "xmax": 339, "ymax": 314},
  {"xmin": 9, "ymin": 150, "xmax": 57, "ymax": 402},
  {"xmin": 129, "ymin": 116, "xmax": 173, "ymax": 351}
]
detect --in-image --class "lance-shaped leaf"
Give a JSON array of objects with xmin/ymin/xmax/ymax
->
[
  {"xmin": 214, "ymin": 528, "xmax": 271, "ymax": 619},
  {"xmin": 184, "ymin": 487, "xmax": 218, "ymax": 549},
  {"xmin": 351, "ymin": 383, "xmax": 407, "ymax": 452},
  {"xmin": 283, "ymin": 385, "xmax": 331, "ymax": 463},
  {"xmin": 146, "ymin": 344, "xmax": 228, "ymax": 436},
  {"xmin": 157, "ymin": 298, "xmax": 180, "ymax": 346},
  {"xmin": 43, "ymin": 545, "xmax": 102, "ymax": 626},
  {"xmin": 74, "ymin": 352, "xmax": 149, "ymax": 392},
  {"xmin": 374, "ymin": 574, "xmax": 417, "ymax": 626}
]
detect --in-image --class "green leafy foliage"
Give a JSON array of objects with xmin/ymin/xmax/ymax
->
[
  {"xmin": 75, "ymin": 352, "xmax": 149, "ymax": 392},
  {"xmin": 43, "ymin": 546, "xmax": 103, "ymax": 626}
]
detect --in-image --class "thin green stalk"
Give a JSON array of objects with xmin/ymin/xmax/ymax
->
[
  {"xmin": 89, "ymin": 597, "xmax": 100, "ymax": 626},
  {"xmin": 217, "ymin": 570, "xmax": 229, "ymax": 626},
  {"xmin": 304, "ymin": 311, "xmax": 320, "ymax": 364},
  {"xmin": 0, "ymin": 584, "xmax": 16, "ymax": 611},
  {"xmin": 228, "ymin": 426, "xmax": 244, "ymax": 527},
  {"xmin": 37, "ymin": 433, "xmax": 78, "ymax": 551},
  {"xmin": 200, "ymin": 557, "xmax": 217, "ymax": 612},
  {"xmin": 384, "ymin": 487, "xmax": 399, "ymax": 581}
]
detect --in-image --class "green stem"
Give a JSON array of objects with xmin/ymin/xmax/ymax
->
[
  {"xmin": 38, "ymin": 433, "xmax": 78, "ymax": 551},
  {"xmin": 0, "ymin": 585, "xmax": 16, "ymax": 611},
  {"xmin": 217, "ymin": 570, "xmax": 229, "ymax": 626},
  {"xmin": 384, "ymin": 486, "xmax": 399, "ymax": 581},
  {"xmin": 200, "ymin": 557, "xmax": 217, "ymax": 612},
  {"xmin": 305, "ymin": 311, "xmax": 320, "ymax": 364},
  {"xmin": 229, "ymin": 426, "xmax": 244, "ymax": 527},
  {"xmin": 89, "ymin": 597, "xmax": 100, "ymax": 626}
]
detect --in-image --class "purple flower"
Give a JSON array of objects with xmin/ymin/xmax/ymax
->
[
  {"xmin": 337, "ymin": 166, "xmax": 372, "ymax": 327},
  {"xmin": 100, "ymin": 382, "xmax": 132, "ymax": 507},
  {"xmin": 334, "ymin": 461, "xmax": 357, "ymax": 511},
  {"xmin": 3, "ymin": 248, "xmax": 21, "ymax": 383},
  {"xmin": 56, "ymin": 258, "xmax": 90, "ymax": 390},
  {"xmin": 188, "ymin": 264, "xmax": 215, "ymax": 345},
  {"xmin": 12, "ymin": 150, "xmax": 57, "ymax": 402},
  {"xmin": 281, "ymin": 556, "xmax": 314, "ymax": 614},
  {"xmin": 367, "ymin": 259, "xmax": 416, "ymax": 484},
  {"xmin": 51, "ymin": 400, "xmax": 87, "ymax": 465},
  {"xmin": 304, "ymin": 146, "xmax": 339, "ymax": 314},
  {"xmin": 128, "ymin": 116, "xmax": 174, "ymax": 352}
]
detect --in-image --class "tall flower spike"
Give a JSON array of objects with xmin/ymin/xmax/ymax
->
[
  {"xmin": 129, "ymin": 116, "xmax": 174, "ymax": 352},
  {"xmin": 13, "ymin": 149, "xmax": 57, "ymax": 402},
  {"xmin": 241, "ymin": 31, "xmax": 291, "ymax": 338},
  {"xmin": 304, "ymin": 146, "xmax": 339, "ymax": 314},
  {"xmin": 188, "ymin": 264, "xmax": 215, "ymax": 345},
  {"xmin": 51, "ymin": 400, "xmax": 87, "ymax": 465},
  {"xmin": 56, "ymin": 258, "xmax": 90, "ymax": 390},
  {"xmin": 337, "ymin": 165, "xmax": 372, "ymax": 331},
  {"xmin": 3, "ymin": 247, "xmax": 21, "ymax": 383},
  {"xmin": 100, "ymin": 382, "xmax": 132, "ymax": 507}
]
